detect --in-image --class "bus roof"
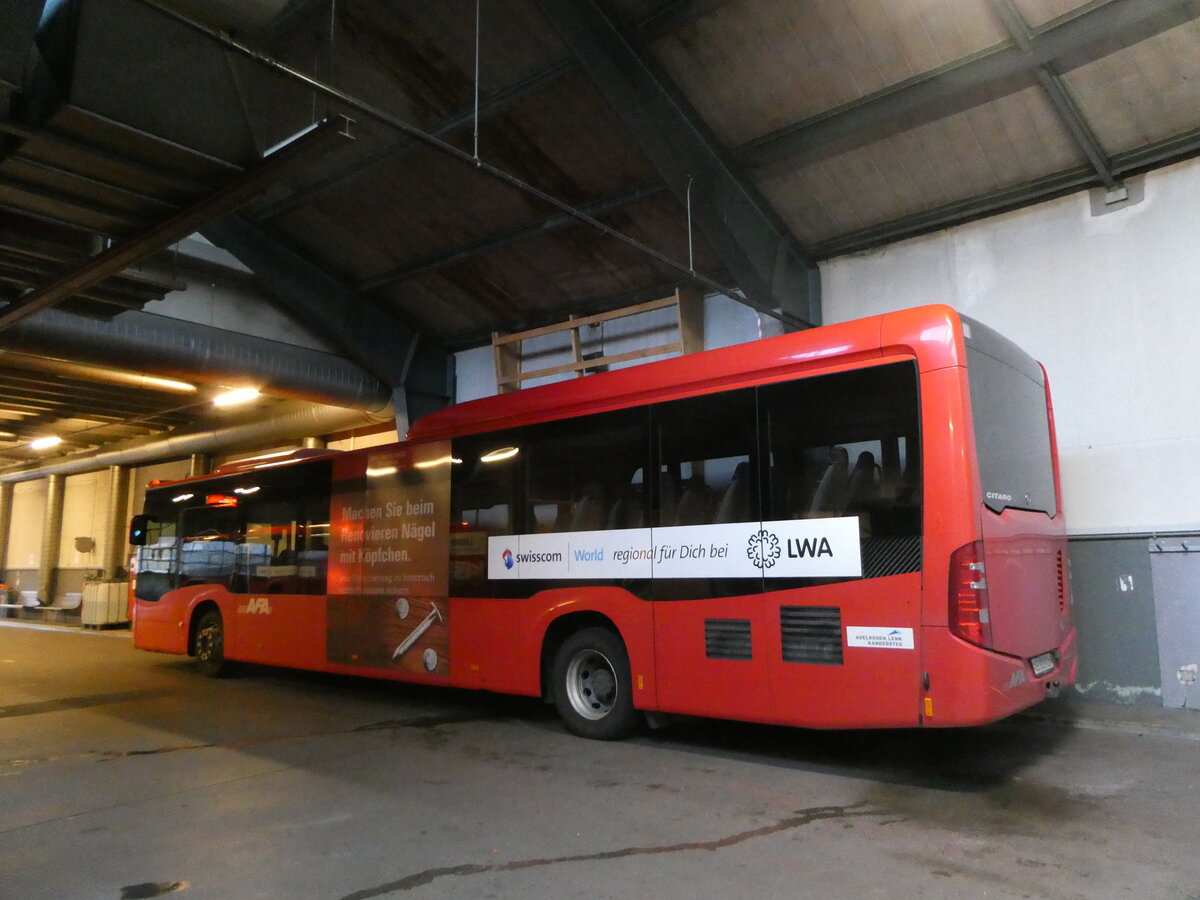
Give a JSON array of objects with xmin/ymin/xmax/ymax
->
[{"xmin": 408, "ymin": 304, "xmax": 968, "ymax": 443}]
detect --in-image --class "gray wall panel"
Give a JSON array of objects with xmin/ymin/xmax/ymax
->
[
  {"xmin": 1068, "ymin": 537, "xmax": 1162, "ymax": 704},
  {"xmin": 1149, "ymin": 542, "xmax": 1200, "ymax": 709}
]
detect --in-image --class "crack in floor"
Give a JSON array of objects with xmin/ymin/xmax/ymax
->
[{"xmin": 339, "ymin": 803, "xmax": 887, "ymax": 899}]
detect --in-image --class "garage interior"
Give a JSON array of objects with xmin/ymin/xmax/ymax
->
[{"xmin": 1, "ymin": 0, "xmax": 1200, "ymax": 895}]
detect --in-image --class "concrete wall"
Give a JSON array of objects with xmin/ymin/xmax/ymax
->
[{"xmin": 818, "ymin": 157, "xmax": 1200, "ymax": 708}]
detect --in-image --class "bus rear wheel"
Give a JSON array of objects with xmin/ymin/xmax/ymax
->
[
  {"xmin": 193, "ymin": 609, "xmax": 233, "ymax": 678},
  {"xmin": 552, "ymin": 627, "xmax": 638, "ymax": 740}
]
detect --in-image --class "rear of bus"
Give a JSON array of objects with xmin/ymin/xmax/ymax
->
[{"xmin": 924, "ymin": 314, "xmax": 1077, "ymax": 724}]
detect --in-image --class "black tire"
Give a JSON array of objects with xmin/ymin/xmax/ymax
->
[
  {"xmin": 551, "ymin": 627, "xmax": 639, "ymax": 740},
  {"xmin": 193, "ymin": 609, "xmax": 234, "ymax": 678}
]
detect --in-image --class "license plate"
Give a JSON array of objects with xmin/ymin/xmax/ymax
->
[{"xmin": 1030, "ymin": 652, "xmax": 1057, "ymax": 677}]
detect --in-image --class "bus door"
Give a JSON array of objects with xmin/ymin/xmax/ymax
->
[
  {"xmin": 759, "ymin": 363, "xmax": 926, "ymax": 729},
  {"xmin": 650, "ymin": 388, "xmax": 776, "ymax": 723}
]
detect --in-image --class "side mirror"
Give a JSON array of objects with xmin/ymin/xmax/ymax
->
[{"xmin": 129, "ymin": 515, "xmax": 150, "ymax": 546}]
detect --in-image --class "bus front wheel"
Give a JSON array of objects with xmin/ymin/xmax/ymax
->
[
  {"xmin": 193, "ymin": 609, "xmax": 233, "ymax": 678},
  {"xmin": 551, "ymin": 627, "xmax": 638, "ymax": 740}
]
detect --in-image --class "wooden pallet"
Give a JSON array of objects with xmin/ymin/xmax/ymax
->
[{"xmin": 492, "ymin": 287, "xmax": 703, "ymax": 393}]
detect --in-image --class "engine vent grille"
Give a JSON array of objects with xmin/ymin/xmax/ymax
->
[
  {"xmin": 780, "ymin": 606, "xmax": 843, "ymax": 665},
  {"xmin": 1056, "ymin": 549, "xmax": 1066, "ymax": 612},
  {"xmin": 705, "ymin": 618, "xmax": 752, "ymax": 661}
]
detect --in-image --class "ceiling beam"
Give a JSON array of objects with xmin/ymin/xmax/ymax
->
[
  {"xmin": 989, "ymin": 0, "xmax": 1120, "ymax": 193},
  {"xmin": 739, "ymin": 0, "xmax": 1200, "ymax": 173},
  {"xmin": 0, "ymin": 119, "xmax": 212, "ymax": 195},
  {"xmin": 535, "ymin": 0, "xmax": 820, "ymax": 327},
  {"xmin": 0, "ymin": 115, "xmax": 350, "ymax": 331},
  {"xmin": 810, "ymin": 127, "xmax": 1200, "ymax": 259}
]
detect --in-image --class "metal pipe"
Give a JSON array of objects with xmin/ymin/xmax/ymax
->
[
  {"xmin": 0, "ymin": 307, "xmax": 392, "ymax": 412},
  {"xmin": 38, "ymin": 474, "xmax": 65, "ymax": 604},
  {"xmin": 102, "ymin": 465, "xmax": 130, "ymax": 578},
  {"xmin": 0, "ymin": 482, "xmax": 12, "ymax": 577},
  {"xmin": 0, "ymin": 403, "xmax": 388, "ymax": 484}
]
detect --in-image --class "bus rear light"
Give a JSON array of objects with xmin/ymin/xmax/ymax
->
[{"xmin": 949, "ymin": 541, "xmax": 993, "ymax": 648}]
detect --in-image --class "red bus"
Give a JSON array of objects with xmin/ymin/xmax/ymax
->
[{"xmin": 129, "ymin": 304, "xmax": 1076, "ymax": 739}]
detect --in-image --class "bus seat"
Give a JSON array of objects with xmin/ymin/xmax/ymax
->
[
  {"xmin": 714, "ymin": 461, "xmax": 751, "ymax": 523},
  {"xmin": 674, "ymin": 478, "xmax": 711, "ymax": 526},
  {"xmin": 808, "ymin": 446, "xmax": 849, "ymax": 516},
  {"xmin": 570, "ymin": 481, "xmax": 607, "ymax": 532},
  {"xmin": 608, "ymin": 491, "xmax": 644, "ymax": 530},
  {"xmin": 846, "ymin": 451, "xmax": 880, "ymax": 509},
  {"xmin": 658, "ymin": 470, "xmax": 681, "ymax": 526}
]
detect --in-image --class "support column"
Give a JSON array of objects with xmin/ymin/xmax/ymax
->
[
  {"xmin": 0, "ymin": 482, "xmax": 13, "ymax": 581},
  {"xmin": 302, "ymin": 436, "xmax": 327, "ymax": 450},
  {"xmin": 102, "ymin": 465, "xmax": 131, "ymax": 579},
  {"xmin": 189, "ymin": 453, "xmax": 213, "ymax": 477},
  {"xmin": 38, "ymin": 474, "xmax": 65, "ymax": 605}
]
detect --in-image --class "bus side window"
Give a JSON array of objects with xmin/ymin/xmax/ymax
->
[
  {"xmin": 522, "ymin": 408, "xmax": 647, "ymax": 535},
  {"xmin": 178, "ymin": 507, "xmax": 241, "ymax": 588},
  {"xmin": 653, "ymin": 387, "xmax": 759, "ymax": 528},
  {"xmin": 451, "ymin": 430, "xmax": 519, "ymax": 536},
  {"xmin": 761, "ymin": 362, "xmax": 922, "ymax": 540}
]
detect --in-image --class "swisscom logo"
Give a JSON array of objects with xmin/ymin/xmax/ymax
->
[{"xmin": 502, "ymin": 548, "xmax": 514, "ymax": 569}]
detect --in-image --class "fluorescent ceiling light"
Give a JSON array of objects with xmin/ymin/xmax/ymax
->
[
  {"xmin": 29, "ymin": 436, "xmax": 62, "ymax": 450},
  {"xmin": 213, "ymin": 388, "xmax": 261, "ymax": 408}
]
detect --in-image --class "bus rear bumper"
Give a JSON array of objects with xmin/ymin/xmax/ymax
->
[{"xmin": 922, "ymin": 626, "xmax": 1078, "ymax": 727}]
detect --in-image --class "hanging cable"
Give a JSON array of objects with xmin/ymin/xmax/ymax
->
[{"xmin": 473, "ymin": 0, "xmax": 482, "ymax": 162}]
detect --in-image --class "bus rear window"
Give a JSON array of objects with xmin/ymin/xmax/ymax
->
[{"xmin": 963, "ymin": 317, "xmax": 1057, "ymax": 517}]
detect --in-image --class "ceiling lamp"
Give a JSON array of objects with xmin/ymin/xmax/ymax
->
[
  {"xmin": 29, "ymin": 436, "xmax": 63, "ymax": 451},
  {"xmin": 213, "ymin": 387, "xmax": 261, "ymax": 408}
]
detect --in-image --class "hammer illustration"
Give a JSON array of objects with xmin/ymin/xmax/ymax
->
[{"xmin": 392, "ymin": 603, "xmax": 444, "ymax": 660}]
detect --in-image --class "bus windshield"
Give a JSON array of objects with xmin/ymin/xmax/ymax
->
[{"xmin": 963, "ymin": 315, "xmax": 1057, "ymax": 516}]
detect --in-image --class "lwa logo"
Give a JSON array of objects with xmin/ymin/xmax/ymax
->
[
  {"xmin": 502, "ymin": 548, "xmax": 514, "ymax": 569},
  {"xmin": 748, "ymin": 529, "xmax": 834, "ymax": 567}
]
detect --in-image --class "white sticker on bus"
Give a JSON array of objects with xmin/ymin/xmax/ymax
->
[
  {"xmin": 487, "ymin": 517, "xmax": 862, "ymax": 580},
  {"xmin": 846, "ymin": 627, "xmax": 914, "ymax": 650}
]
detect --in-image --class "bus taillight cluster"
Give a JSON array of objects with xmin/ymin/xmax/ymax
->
[{"xmin": 949, "ymin": 541, "xmax": 993, "ymax": 648}]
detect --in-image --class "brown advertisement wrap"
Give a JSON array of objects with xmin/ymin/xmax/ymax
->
[{"xmin": 327, "ymin": 442, "xmax": 452, "ymax": 676}]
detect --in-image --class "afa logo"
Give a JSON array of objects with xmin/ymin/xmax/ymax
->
[
  {"xmin": 502, "ymin": 548, "xmax": 514, "ymax": 570},
  {"xmin": 237, "ymin": 597, "xmax": 272, "ymax": 615}
]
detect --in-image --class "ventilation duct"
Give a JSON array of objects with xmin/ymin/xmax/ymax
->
[{"xmin": 0, "ymin": 307, "xmax": 392, "ymax": 411}]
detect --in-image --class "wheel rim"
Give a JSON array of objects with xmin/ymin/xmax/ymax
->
[
  {"xmin": 564, "ymin": 647, "xmax": 618, "ymax": 721},
  {"xmin": 196, "ymin": 621, "xmax": 222, "ymax": 662}
]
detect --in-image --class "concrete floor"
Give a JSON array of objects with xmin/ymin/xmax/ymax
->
[{"xmin": 2, "ymin": 623, "xmax": 1199, "ymax": 900}]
